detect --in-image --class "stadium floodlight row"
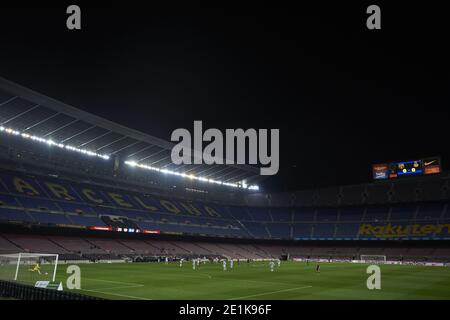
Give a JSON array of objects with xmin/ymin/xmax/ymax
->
[
  {"xmin": 0, "ymin": 125, "xmax": 110, "ymax": 160},
  {"xmin": 0, "ymin": 77, "xmax": 264, "ymax": 192},
  {"xmin": 0, "ymin": 123, "xmax": 258, "ymax": 189},
  {"xmin": 125, "ymin": 160, "xmax": 259, "ymax": 190}
]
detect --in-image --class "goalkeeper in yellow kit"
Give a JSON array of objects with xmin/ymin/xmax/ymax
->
[{"xmin": 29, "ymin": 262, "xmax": 42, "ymax": 275}]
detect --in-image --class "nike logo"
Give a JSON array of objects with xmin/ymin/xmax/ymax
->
[{"xmin": 424, "ymin": 160, "xmax": 436, "ymax": 166}]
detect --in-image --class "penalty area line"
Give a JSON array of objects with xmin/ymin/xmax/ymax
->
[
  {"xmin": 79, "ymin": 278, "xmax": 149, "ymax": 300},
  {"xmin": 79, "ymin": 288, "xmax": 151, "ymax": 300},
  {"xmin": 229, "ymin": 285, "xmax": 312, "ymax": 300}
]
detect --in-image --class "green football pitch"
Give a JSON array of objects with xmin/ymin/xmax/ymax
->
[{"xmin": 49, "ymin": 261, "xmax": 450, "ymax": 300}]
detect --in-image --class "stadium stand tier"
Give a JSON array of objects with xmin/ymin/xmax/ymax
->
[
  {"xmin": 2, "ymin": 233, "xmax": 450, "ymax": 262},
  {"xmin": 0, "ymin": 165, "xmax": 449, "ymax": 242}
]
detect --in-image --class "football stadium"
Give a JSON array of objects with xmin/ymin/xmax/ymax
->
[
  {"xmin": 0, "ymin": 76, "xmax": 449, "ymax": 300},
  {"xmin": 0, "ymin": 4, "xmax": 449, "ymax": 308}
]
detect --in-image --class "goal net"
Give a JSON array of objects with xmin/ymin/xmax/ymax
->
[
  {"xmin": 0, "ymin": 253, "xmax": 59, "ymax": 285},
  {"xmin": 360, "ymin": 255, "xmax": 386, "ymax": 264}
]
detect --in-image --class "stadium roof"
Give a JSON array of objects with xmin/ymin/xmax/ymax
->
[{"xmin": 0, "ymin": 77, "xmax": 264, "ymax": 186}]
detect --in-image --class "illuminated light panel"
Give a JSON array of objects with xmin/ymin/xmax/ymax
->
[
  {"xmin": 125, "ymin": 160, "xmax": 259, "ymax": 191},
  {"xmin": 142, "ymin": 230, "xmax": 161, "ymax": 234},
  {"xmin": 0, "ymin": 125, "xmax": 110, "ymax": 160},
  {"xmin": 88, "ymin": 226, "xmax": 113, "ymax": 231}
]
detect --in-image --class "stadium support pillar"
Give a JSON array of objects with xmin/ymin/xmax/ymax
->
[{"xmin": 113, "ymin": 155, "xmax": 120, "ymax": 173}]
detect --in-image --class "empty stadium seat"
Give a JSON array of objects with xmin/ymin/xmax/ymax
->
[{"xmin": 0, "ymin": 166, "xmax": 449, "ymax": 241}]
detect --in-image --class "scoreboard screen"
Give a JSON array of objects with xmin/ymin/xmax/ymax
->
[
  {"xmin": 373, "ymin": 157, "xmax": 441, "ymax": 180},
  {"xmin": 390, "ymin": 160, "xmax": 423, "ymax": 178}
]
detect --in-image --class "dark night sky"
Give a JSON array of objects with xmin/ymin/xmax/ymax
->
[{"xmin": 0, "ymin": 3, "xmax": 449, "ymax": 191}]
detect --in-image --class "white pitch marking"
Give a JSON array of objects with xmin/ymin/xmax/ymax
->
[
  {"xmin": 80, "ymin": 278, "xmax": 147, "ymax": 299},
  {"xmin": 229, "ymin": 285, "xmax": 312, "ymax": 300},
  {"xmin": 80, "ymin": 288, "xmax": 151, "ymax": 300}
]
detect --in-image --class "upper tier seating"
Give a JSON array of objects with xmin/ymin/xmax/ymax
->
[{"xmin": 0, "ymin": 168, "xmax": 448, "ymax": 240}]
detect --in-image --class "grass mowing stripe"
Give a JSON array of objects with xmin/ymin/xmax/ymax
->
[
  {"xmin": 230, "ymin": 285, "xmax": 313, "ymax": 300},
  {"xmin": 82, "ymin": 277, "xmax": 144, "ymax": 286},
  {"xmin": 79, "ymin": 288, "xmax": 151, "ymax": 300},
  {"xmin": 85, "ymin": 285, "xmax": 145, "ymax": 291}
]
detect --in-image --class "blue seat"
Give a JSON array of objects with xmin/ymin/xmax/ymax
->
[
  {"xmin": 390, "ymin": 205, "xmax": 416, "ymax": 221},
  {"xmin": 0, "ymin": 194, "xmax": 20, "ymax": 207},
  {"xmin": 293, "ymin": 208, "xmax": 315, "ymax": 222},
  {"xmin": 68, "ymin": 215, "xmax": 106, "ymax": 226},
  {"xmin": 312, "ymin": 223, "xmax": 335, "ymax": 238},
  {"xmin": 364, "ymin": 207, "xmax": 388, "ymax": 222},
  {"xmin": 0, "ymin": 208, "xmax": 34, "ymax": 222},
  {"xmin": 292, "ymin": 223, "xmax": 313, "ymax": 239},
  {"xmin": 248, "ymin": 207, "xmax": 271, "ymax": 221},
  {"xmin": 416, "ymin": 203, "xmax": 444, "ymax": 220},
  {"xmin": 267, "ymin": 223, "xmax": 291, "ymax": 239},
  {"xmin": 228, "ymin": 206, "xmax": 252, "ymax": 220},
  {"xmin": 16, "ymin": 196, "xmax": 60, "ymax": 211},
  {"xmin": 243, "ymin": 222, "xmax": 270, "ymax": 238},
  {"xmin": 316, "ymin": 208, "xmax": 338, "ymax": 222},
  {"xmin": 271, "ymin": 208, "xmax": 292, "ymax": 222},
  {"xmin": 335, "ymin": 223, "xmax": 360, "ymax": 238},
  {"xmin": 339, "ymin": 207, "xmax": 364, "ymax": 222},
  {"xmin": 30, "ymin": 212, "xmax": 71, "ymax": 224},
  {"xmin": 58, "ymin": 202, "xmax": 96, "ymax": 215}
]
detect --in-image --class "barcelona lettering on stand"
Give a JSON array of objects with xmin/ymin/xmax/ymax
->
[{"xmin": 4, "ymin": 174, "xmax": 223, "ymax": 218}]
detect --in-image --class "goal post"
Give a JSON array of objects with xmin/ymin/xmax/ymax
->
[
  {"xmin": 360, "ymin": 255, "xmax": 387, "ymax": 264},
  {"xmin": 0, "ymin": 253, "xmax": 59, "ymax": 284}
]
